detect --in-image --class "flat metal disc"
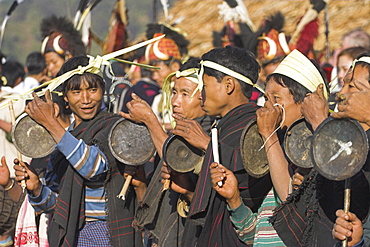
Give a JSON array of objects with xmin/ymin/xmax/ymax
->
[
  {"xmin": 163, "ymin": 135, "xmax": 204, "ymax": 173},
  {"xmin": 11, "ymin": 113, "xmax": 56, "ymax": 158},
  {"xmin": 240, "ymin": 118, "xmax": 269, "ymax": 178},
  {"xmin": 109, "ymin": 118, "xmax": 156, "ymax": 165},
  {"xmin": 284, "ymin": 118, "xmax": 314, "ymax": 168},
  {"xmin": 312, "ymin": 117, "xmax": 368, "ymax": 181}
]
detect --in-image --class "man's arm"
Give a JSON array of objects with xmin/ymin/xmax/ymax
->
[{"xmin": 120, "ymin": 93, "xmax": 168, "ymax": 158}]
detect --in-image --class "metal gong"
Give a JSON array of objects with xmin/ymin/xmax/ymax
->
[
  {"xmin": 284, "ymin": 118, "xmax": 314, "ymax": 168},
  {"xmin": 109, "ymin": 118, "xmax": 156, "ymax": 165},
  {"xmin": 163, "ymin": 135, "xmax": 204, "ymax": 173},
  {"xmin": 240, "ymin": 118, "xmax": 269, "ymax": 178},
  {"xmin": 11, "ymin": 113, "xmax": 56, "ymax": 158},
  {"xmin": 312, "ymin": 117, "xmax": 368, "ymax": 181}
]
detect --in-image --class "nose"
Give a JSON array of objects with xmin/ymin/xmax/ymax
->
[
  {"xmin": 172, "ymin": 94, "xmax": 180, "ymax": 108},
  {"xmin": 80, "ymin": 91, "xmax": 91, "ymax": 104}
]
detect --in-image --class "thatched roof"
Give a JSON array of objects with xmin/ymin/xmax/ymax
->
[{"xmin": 164, "ymin": 0, "xmax": 370, "ymax": 58}]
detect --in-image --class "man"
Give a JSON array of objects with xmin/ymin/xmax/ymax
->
[
  {"xmin": 14, "ymin": 56, "xmax": 144, "ymax": 246},
  {"xmin": 272, "ymin": 53, "xmax": 370, "ymax": 247},
  {"xmin": 121, "ymin": 23, "xmax": 188, "ymax": 120},
  {"xmin": 12, "ymin": 52, "xmax": 50, "ymax": 94},
  {"xmin": 331, "ymin": 53, "xmax": 370, "ymax": 247},
  {"xmin": 210, "ymin": 49, "xmax": 329, "ymax": 246},
  {"xmin": 161, "ymin": 46, "xmax": 272, "ymax": 246},
  {"xmin": 40, "ymin": 15, "xmax": 86, "ymax": 78},
  {"xmin": 122, "ymin": 58, "xmax": 214, "ymax": 246}
]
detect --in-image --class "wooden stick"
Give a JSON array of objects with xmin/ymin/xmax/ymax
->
[
  {"xmin": 117, "ymin": 174, "xmax": 132, "ymax": 201},
  {"xmin": 8, "ymin": 101, "xmax": 26, "ymax": 192},
  {"xmin": 342, "ymin": 178, "xmax": 351, "ymax": 247}
]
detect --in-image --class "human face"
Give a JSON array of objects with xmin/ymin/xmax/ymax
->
[
  {"xmin": 44, "ymin": 52, "xmax": 65, "ymax": 78},
  {"xmin": 171, "ymin": 77, "xmax": 205, "ymax": 119},
  {"xmin": 337, "ymin": 54, "xmax": 353, "ymax": 86},
  {"xmin": 151, "ymin": 61, "xmax": 173, "ymax": 88},
  {"xmin": 265, "ymin": 78, "xmax": 302, "ymax": 128},
  {"xmin": 64, "ymin": 78, "xmax": 103, "ymax": 127},
  {"xmin": 201, "ymin": 74, "xmax": 228, "ymax": 117},
  {"xmin": 340, "ymin": 65, "xmax": 370, "ymax": 94}
]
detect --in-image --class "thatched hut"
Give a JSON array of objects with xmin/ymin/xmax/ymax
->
[{"xmin": 163, "ymin": 0, "xmax": 370, "ymax": 59}]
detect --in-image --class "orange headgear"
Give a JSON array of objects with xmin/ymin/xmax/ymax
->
[{"xmin": 144, "ymin": 33, "xmax": 182, "ymax": 63}]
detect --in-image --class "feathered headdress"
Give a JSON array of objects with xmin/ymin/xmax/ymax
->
[
  {"xmin": 144, "ymin": 23, "xmax": 189, "ymax": 63},
  {"xmin": 40, "ymin": 15, "xmax": 86, "ymax": 57},
  {"xmin": 255, "ymin": 12, "xmax": 290, "ymax": 66}
]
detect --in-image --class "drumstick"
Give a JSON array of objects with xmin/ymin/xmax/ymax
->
[
  {"xmin": 342, "ymin": 178, "xmax": 351, "ymax": 247},
  {"xmin": 211, "ymin": 128, "xmax": 223, "ymax": 187},
  {"xmin": 162, "ymin": 178, "xmax": 171, "ymax": 192},
  {"xmin": 117, "ymin": 174, "xmax": 132, "ymax": 201},
  {"xmin": 8, "ymin": 101, "xmax": 26, "ymax": 192}
]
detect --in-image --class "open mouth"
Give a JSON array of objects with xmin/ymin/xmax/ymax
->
[{"xmin": 80, "ymin": 106, "xmax": 95, "ymax": 114}]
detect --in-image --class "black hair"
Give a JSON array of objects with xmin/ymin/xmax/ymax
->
[
  {"xmin": 26, "ymin": 52, "xmax": 46, "ymax": 75},
  {"xmin": 201, "ymin": 46, "xmax": 260, "ymax": 98},
  {"xmin": 52, "ymin": 85, "xmax": 72, "ymax": 117},
  {"xmin": 57, "ymin": 56, "xmax": 105, "ymax": 96},
  {"xmin": 2, "ymin": 60, "xmax": 25, "ymax": 87},
  {"xmin": 266, "ymin": 73, "xmax": 310, "ymax": 103},
  {"xmin": 179, "ymin": 57, "xmax": 200, "ymax": 71}
]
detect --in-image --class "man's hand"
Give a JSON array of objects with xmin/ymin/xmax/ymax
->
[
  {"xmin": 332, "ymin": 209, "xmax": 363, "ymax": 246},
  {"xmin": 257, "ymin": 99, "xmax": 283, "ymax": 139},
  {"xmin": 25, "ymin": 90, "xmax": 57, "ymax": 128},
  {"xmin": 13, "ymin": 159, "xmax": 41, "ymax": 197},
  {"xmin": 0, "ymin": 156, "xmax": 12, "ymax": 188},
  {"xmin": 301, "ymin": 84, "xmax": 328, "ymax": 131},
  {"xmin": 119, "ymin": 93, "xmax": 156, "ymax": 124},
  {"xmin": 331, "ymin": 81, "xmax": 370, "ymax": 127},
  {"xmin": 171, "ymin": 114, "xmax": 210, "ymax": 152},
  {"xmin": 210, "ymin": 162, "xmax": 241, "ymax": 209},
  {"xmin": 160, "ymin": 162, "xmax": 195, "ymax": 201},
  {"xmin": 123, "ymin": 164, "xmax": 147, "ymax": 202}
]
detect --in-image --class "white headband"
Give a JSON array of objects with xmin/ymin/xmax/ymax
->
[{"xmin": 192, "ymin": 60, "xmax": 264, "ymax": 97}]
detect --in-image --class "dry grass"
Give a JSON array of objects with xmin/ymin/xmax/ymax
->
[{"xmin": 161, "ymin": 0, "xmax": 370, "ymax": 58}]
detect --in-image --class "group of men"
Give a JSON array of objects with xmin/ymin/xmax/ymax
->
[{"xmin": 0, "ymin": 9, "xmax": 370, "ymax": 247}]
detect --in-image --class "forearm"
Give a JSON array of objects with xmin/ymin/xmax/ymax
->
[
  {"xmin": 134, "ymin": 184, "xmax": 147, "ymax": 202},
  {"xmin": 145, "ymin": 116, "xmax": 169, "ymax": 158},
  {"xmin": 0, "ymin": 119, "xmax": 12, "ymax": 133},
  {"xmin": 4, "ymin": 179, "xmax": 23, "ymax": 202},
  {"xmin": 41, "ymin": 118, "xmax": 66, "ymax": 143},
  {"xmin": 56, "ymin": 131, "xmax": 107, "ymax": 179},
  {"xmin": 264, "ymin": 134, "xmax": 291, "ymax": 201},
  {"xmin": 228, "ymin": 201, "xmax": 257, "ymax": 245},
  {"xmin": 28, "ymin": 184, "xmax": 57, "ymax": 213}
]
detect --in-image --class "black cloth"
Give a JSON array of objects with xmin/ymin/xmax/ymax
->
[
  {"xmin": 121, "ymin": 78, "xmax": 159, "ymax": 113},
  {"xmin": 183, "ymin": 103, "xmax": 273, "ymax": 247},
  {"xmin": 48, "ymin": 111, "xmax": 142, "ymax": 247},
  {"xmin": 135, "ymin": 115, "xmax": 214, "ymax": 247}
]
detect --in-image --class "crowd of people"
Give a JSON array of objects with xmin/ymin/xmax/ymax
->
[{"xmin": 0, "ymin": 2, "xmax": 370, "ymax": 247}]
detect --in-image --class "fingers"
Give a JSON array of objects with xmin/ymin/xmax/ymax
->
[
  {"xmin": 0, "ymin": 156, "xmax": 7, "ymax": 167},
  {"xmin": 45, "ymin": 89, "xmax": 52, "ymax": 104},
  {"xmin": 119, "ymin": 111, "xmax": 132, "ymax": 120},
  {"xmin": 131, "ymin": 93, "xmax": 141, "ymax": 102},
  {"xmin": 315, "ymin": 84, "xmax": 325, "ymax": 99}
]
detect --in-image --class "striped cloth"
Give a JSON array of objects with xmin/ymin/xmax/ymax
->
[{"xmin": 228, "ymin": 189, "xmax": 285, "ymax": 246}]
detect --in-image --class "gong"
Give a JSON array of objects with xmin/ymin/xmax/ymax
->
[
  {"xmin": 12, "ymin": 113, "xmax": 56, "ymax": 158},
  {"xmin": 240, "ymin": 118, "xmax": 269, "ymax": 178},
  {"xmin": 109, "ymin": 118, "xmax": 156, "ymax": 165},
  {"xmin": 284, "ymin": 118, "xmax": 314, "ymax": 168},
  {"xmin": 163, "ymin": 134, "xmax": 204, "ymax": 173},
  {"xmin": 312, "ymin": 117, "xmax": 368, "ymax": 181}
]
